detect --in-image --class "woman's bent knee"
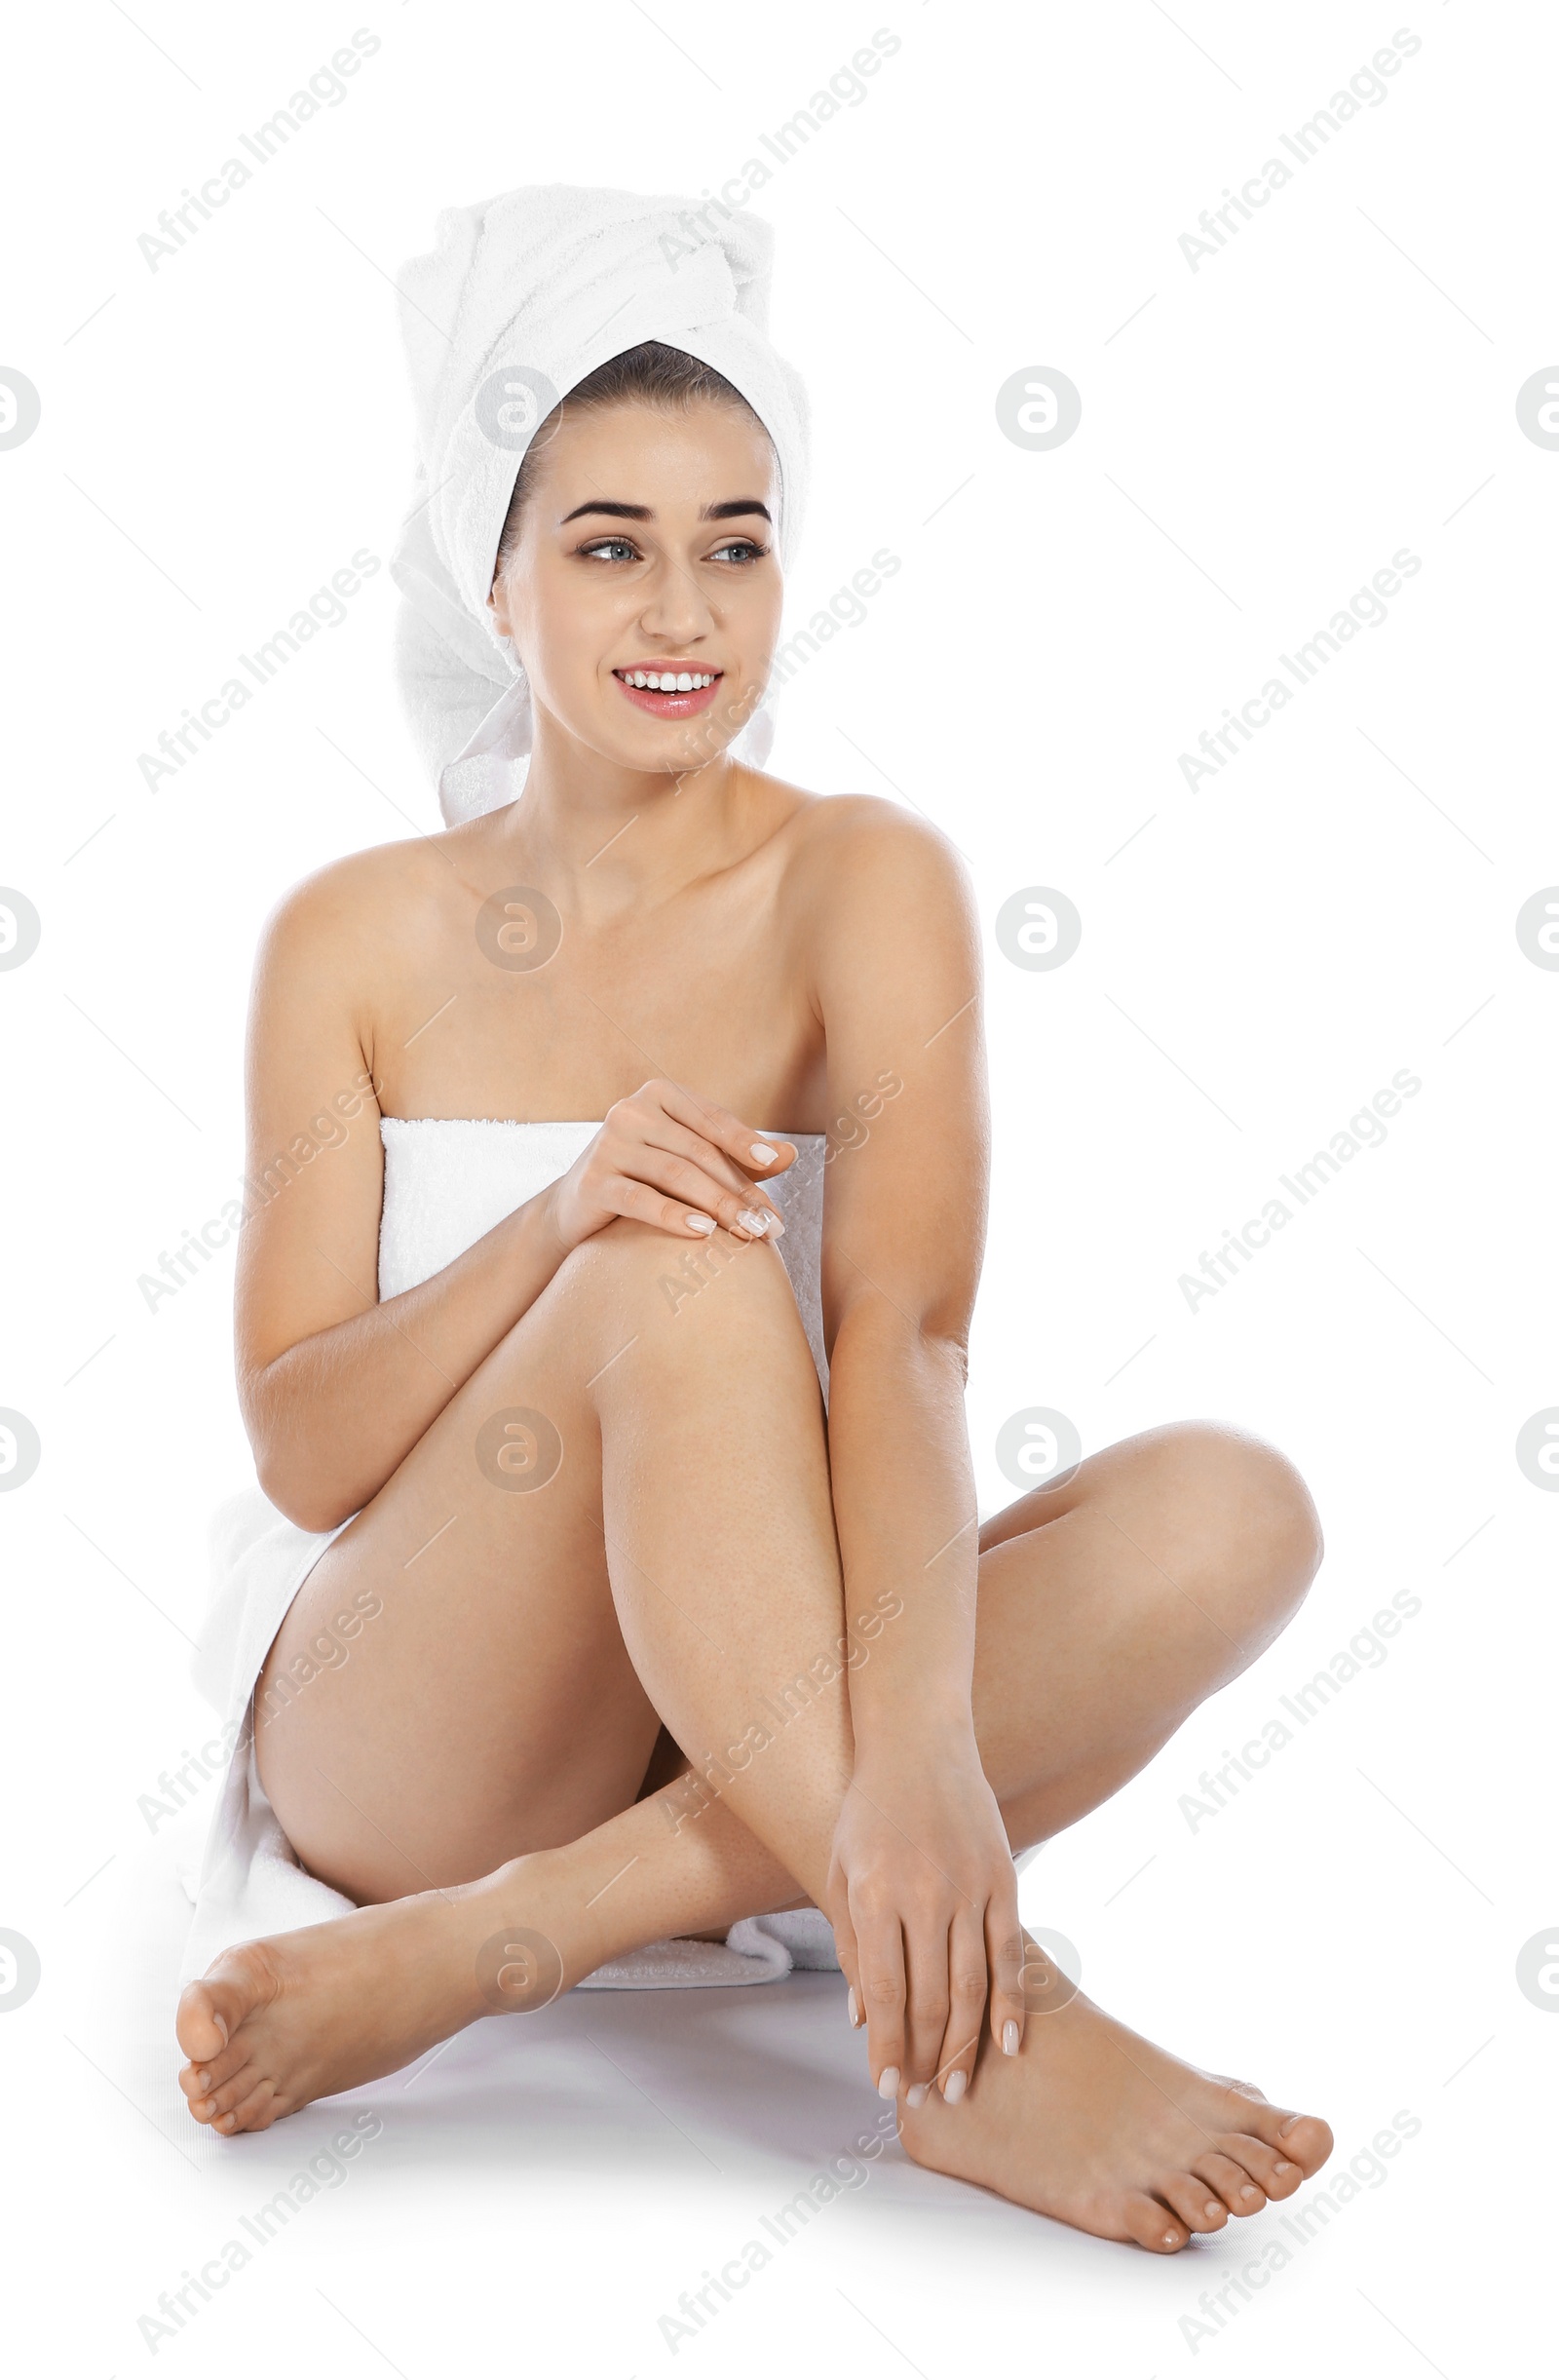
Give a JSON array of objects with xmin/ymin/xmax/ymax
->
[
  {"xmin": 1155, "ymin": 1420, "xmax": 1323, "ymax": 1632},
  {"xmin": 559, "ymin": 1219, "xmax": 817, "ymax": 1394}
]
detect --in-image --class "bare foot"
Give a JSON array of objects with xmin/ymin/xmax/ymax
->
[
  {"xmin": 897, "ymin": 1988, "xmax": 1333, "ymax": 2252},
  {"xmin": 175, "ymin": 1855, "xmax": 566, "ymax": 2134}
]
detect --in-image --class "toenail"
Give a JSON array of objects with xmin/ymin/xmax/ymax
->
[
  {"xmin": 216, "ymin": 2115, "xmax": 235, "ymax": 2131},
  {"xmin": 1279, "ymin": 2114, "xmax": 1304, "ymax": 2135},
  {"xmin": 1274, "ymin": 2159, "xmax": 1295, "ymax": 2174},
  {"xmin": 195, "ymin": 2071, "xmax": 210, "ymax": 2091},
  {"xmin": 1163, "ymin": 2232, "xmax": 1178, "ymax": 2247},
  {"xmin": 943, "ymin": 2070, "xmax": 968, "ymax": 2105},
  {"xmin": 1241, "ymin": 2186, "xmax": 1259, "ymax": 2200},
  {"xmin": 877, "ymin": 2066, "xmax": 900, "ymax": 2099},
  {"xmin": 194, "ymin": 2099, "xmax": 212, "ymax": 2118},
  {"xmin": 1205, "ymin": 2202, "xmax": 1221, "ymax": 2219}
]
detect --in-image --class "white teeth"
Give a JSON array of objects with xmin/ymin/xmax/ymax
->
[{"xmin": 623, "ymin": 670, "xmax": 717, "ymax": 691}]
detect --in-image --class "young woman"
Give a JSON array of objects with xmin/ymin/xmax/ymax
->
[{"xmin": 173, "ymin": 202, "xmax": 1332, "ymax": 2252}]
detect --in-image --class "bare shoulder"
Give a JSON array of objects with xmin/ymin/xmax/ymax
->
[
  {"xmin": 252, "ymin": 828, "xmax": 468, "ymax": 993},
  {"xmin": 775, "ymin": 787, "xmax": 977, "ymax": 959}
]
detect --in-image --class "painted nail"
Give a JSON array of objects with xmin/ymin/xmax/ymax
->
[
  {"xmin": 1002, "ymin": 2019, "xmax": 1019, "ymax": 2056},
  {"xmin": 737, "ymin": 1209, "xmax": 772, "ymax": 1236},
  {"xmin": 905, "ymin": 2083, "xmax": 929, "ymax": 2108},
  {"xmin": 750, "ymin": 1142, "xmax": 779, "ymax": 1165},
  {"xmin": 847, "ymin": 1987, "xmax": 859, "ymax": 2028},
  {"xmin": 876, "ymin": 2066, "xmax": 900, "ymax": 2100},
  {"xmin": 686, "ymin": 1212, "xmax": 716, "ymax": 1235},
  {"xmin": 942, "ymin": 2070, "xmax": 967, "ymax": 2105}
]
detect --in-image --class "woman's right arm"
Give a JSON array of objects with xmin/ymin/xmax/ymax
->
[{"xmin": 236, "ymin": 874, "xmax": 790, "ymax": 1533}]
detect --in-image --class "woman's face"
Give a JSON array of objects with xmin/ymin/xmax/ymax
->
[{"xmin": 489, "ymin": 398, "xmax": 783, "ymax": 775}]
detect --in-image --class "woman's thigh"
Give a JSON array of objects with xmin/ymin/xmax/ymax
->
[{"xmin": 254, "ymin": 1219, "xmax": 789, "ymax": 1901}]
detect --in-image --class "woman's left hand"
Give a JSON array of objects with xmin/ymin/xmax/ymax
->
[{"xmin": 824, "ymin": 1737, "xmax": 1026, "ymax": 2104}]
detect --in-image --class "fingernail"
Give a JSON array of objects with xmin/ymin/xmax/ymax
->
[
  {"xmin": 1002, "ymin": 2020, "xmax": 1019, "ymax": 2056},
  {"xmin": 847, "ymin": 1987, "xmax": 859, "ymax": 2028},
  {"xmin": 750, "ymin": 1143, "xmax": 778, "ymax": 1165},
  {"xmin": 905, "ymin": 2083, "xmax": 928, "ymax": 2108},
  {"xmin": 686, "ymin": 1212, "xmax": 716, "ymax": 1235},
  {"xmin": 876, "ymin": 2066, "xmax": 900, "ymax": 2099},
  {"xmin": 942, "ymin": 2070, "xmax": 967, "ymax": 2105},
  {"xmin": 737, "ymin": 1209, "xmax": 772, "ymax": 1236}
]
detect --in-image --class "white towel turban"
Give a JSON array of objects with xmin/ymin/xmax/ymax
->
[{"xmin": 390, "ymin": 183, "xmax": 812, "ymax": 826}]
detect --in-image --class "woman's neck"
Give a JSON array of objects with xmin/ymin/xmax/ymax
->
[{"xmin": 495, "ymin": 720, "xmax": 759, "ymax": 912}]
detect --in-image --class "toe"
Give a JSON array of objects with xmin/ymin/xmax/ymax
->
[
  {"xmin": 175, "ymin": 1947, "xmax": 275, "ymax": 2069},
  {"xmin": 1193, "ymin": 2150, "xmax": 1266, "ymax": 2216},
  {"xmin": 216, "ymin": 2077, "xmax": 285, "ymax": 2135},
  {"xmin": 189, "ymin": 2062, "xmax": 262, "ymax": 2125},
  {"xmin": 175, "ymin": 1980, "xmax": 233, "ymax": 2068},
  {"xmin": 1120, "ymin": 2192, "xmax": 1189, "ymax": 2254},
  {"xmin": 1274, "ymin": 2112, "xmax": 1333, "ymax": 2177},
  {"xmin": 1217, "ymin": 2130, "xmax": 1304, "ymax": 2200},
  {"xmin": 178, "ymin": 2034, "xmax": 249, "ymax": 2102},
  {"xmin": 1218, "ymin": 2090, "xmax": 1333, "ymax": 2178},
  {"xmin": 1159, "ymin": 2171, "xmax": 1228, "ymax": 2235}
]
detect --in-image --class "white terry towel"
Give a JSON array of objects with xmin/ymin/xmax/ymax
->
[{"xmin": 390, "ymin": 183, "xmax": 812, "ymax": 826}]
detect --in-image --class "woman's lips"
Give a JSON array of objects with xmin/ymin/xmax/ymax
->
[{"xmin": 613, "ymin": 669, "xmax": 723, "ymax": 718}]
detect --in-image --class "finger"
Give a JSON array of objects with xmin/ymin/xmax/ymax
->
[
  {"xmin": 626, "ymin": 1146, "xmax": 788, "ymax": 1240},
  {"xmin": 855, "ymin": 1908, "xmax": 907, "ymax": 2100},
  {"xmin": 987, "ymin": 1896, "xmax": 1028, "ymax": 2058},
  {"xmin": 932, "ymin": 1905, "xmax": 987, "ymax": 2104},
  {"xmin": 652, "ymin": 1081, "xmax": 797, "ymax": 1185},
  {"xmin": 602, "ymin": 1176, "xmax": 729, "ymax": 1240},
  {"xmin": 630, "ymin": 1113, "xmax": 790, "ymax": 1216},
  {"xmin": 608, "ymin": 1166, "xmax": 783, "ymax": 1245},
  {"xmin": 900, "ymin": 1911, "xmax": 951, "ymax": 2093},
  {"xmin": 827, "ymin": 1899, "xmax": 865, "ymax": 2036}
]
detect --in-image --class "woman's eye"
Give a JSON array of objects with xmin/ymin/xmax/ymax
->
[
  {"xmin": 710, "ymin": 540, "xmax": 768, "ymax": 564},
  {"xmin": 580, "ymin": 538, "xmax": 640, "ymax": 562}
]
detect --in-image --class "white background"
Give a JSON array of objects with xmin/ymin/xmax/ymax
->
[{"xmin": 2, "ymin": 0, "xmax": 1553, "ymax": 2371}]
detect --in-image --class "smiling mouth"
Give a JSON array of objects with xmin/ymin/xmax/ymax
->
[{"xmin": 613, "ymin": 667, "xmax": 724, "ymax": 716}]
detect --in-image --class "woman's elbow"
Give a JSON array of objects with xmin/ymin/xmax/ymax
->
[{"xmin": 252, "ymin": 1444, "xmax": 354, "ymax": 1536}]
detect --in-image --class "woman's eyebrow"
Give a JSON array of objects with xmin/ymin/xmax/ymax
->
[
  {"xmin": 557, "ymin": 497, "xmax": 773, "ymax": 525},
  {"xmin": 559, "ymin": 499, "xmax": 651, "ymax": 523}
]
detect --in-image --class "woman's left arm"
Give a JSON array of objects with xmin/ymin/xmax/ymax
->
[{"xmin": 805, "ymin": 803, "xmax": 1027, "ymax": 2104}]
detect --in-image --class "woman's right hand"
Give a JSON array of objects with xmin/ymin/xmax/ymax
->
[{"xmin": 544, "ymin": 1079, "xmax": 796, "ymax": 1255}]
